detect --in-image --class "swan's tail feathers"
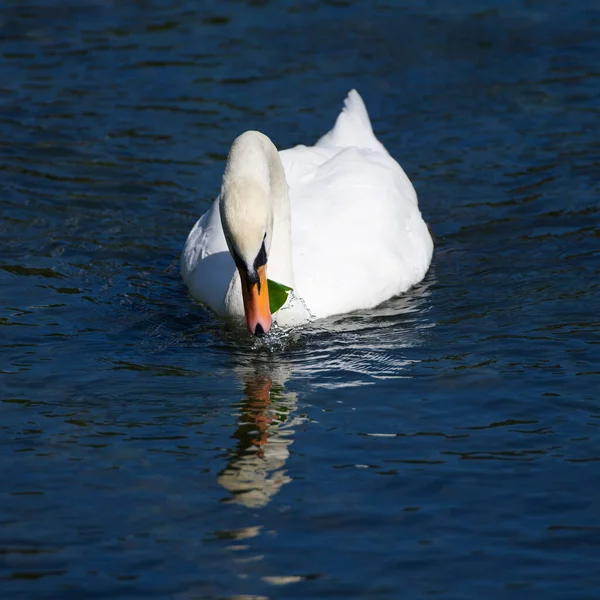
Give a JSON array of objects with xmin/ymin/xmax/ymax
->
[{"xmin": 316, "ymin": 89, "xmax": 387, "ymax": 153}]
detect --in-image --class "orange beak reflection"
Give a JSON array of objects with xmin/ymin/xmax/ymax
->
[{"xmin": 239, "ymin": 264, "xmax": 272, "ymax": 336}]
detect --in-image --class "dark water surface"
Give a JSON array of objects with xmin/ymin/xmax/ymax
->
[{"xmin": 2, "ymin": 0, "xmax": 599, "ymax": 598}]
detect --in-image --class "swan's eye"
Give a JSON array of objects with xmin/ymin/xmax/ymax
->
[
  {"xmin": 253, "ymin": 240, "xmax": 267, "ymax": 271},
  {"xmin": 226, "ymin": 233, "xmax": 267, "ymax": 293}
]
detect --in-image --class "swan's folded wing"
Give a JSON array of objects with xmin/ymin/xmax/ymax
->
[
  {"xmin": 315, "ymin": 89, "xmax": 387, "ymax": 154},
  {"xmin": 289, "ymin": 147, "xmax": 433, "ymax": 319},
  {"xmin": 180, "ymin": 198, "xmax": 234, "ymax": 315}
]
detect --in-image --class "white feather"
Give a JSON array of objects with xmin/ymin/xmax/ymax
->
[{"xmin": 181, "ymin": 90, "xmax": 433, "ymax": 326}]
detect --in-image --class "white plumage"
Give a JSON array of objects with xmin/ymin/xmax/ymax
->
[{"xmin": 181, "ymin": 90, "xmax": 433, "ymax": 329}]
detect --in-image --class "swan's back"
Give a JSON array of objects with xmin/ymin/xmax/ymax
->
[
  {"xmin": 279, "ymin": 90, "xmax": 433, "ymax": 319},
  {"xmin": 316, "ymin": 89, "xmax": 387, "ymax": 153}
]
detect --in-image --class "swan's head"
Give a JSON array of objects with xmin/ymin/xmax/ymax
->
[{"xmin": 220, "ymin": 177, "xmax": 273, "ymax": 335}]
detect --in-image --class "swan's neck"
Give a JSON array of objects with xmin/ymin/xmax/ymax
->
[{"xmin": 222, "ymin": 131, "xmax": 295, "ymax": 288}]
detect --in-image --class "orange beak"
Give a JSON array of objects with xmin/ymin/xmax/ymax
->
[{"xmin": 239, "ymin": 264, "xmax": 272, "ymax": 335}]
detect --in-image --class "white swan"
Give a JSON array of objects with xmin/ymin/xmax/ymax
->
[{"xmin": 181, "ymin": 90, "xmax": 433, "ymax": 335}]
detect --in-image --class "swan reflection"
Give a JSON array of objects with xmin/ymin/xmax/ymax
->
[
  {"xmin": 218, "ymin": 359, "xmax": 300, "ymax": 508},
  {"xmin": 217, "ymin": 276, "xmax": 435, "ymax": 508}
]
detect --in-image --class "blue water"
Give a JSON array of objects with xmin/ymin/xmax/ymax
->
[{"xmin": 1, "ymin": 1, "xmax": 599, "ymax": 598}]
